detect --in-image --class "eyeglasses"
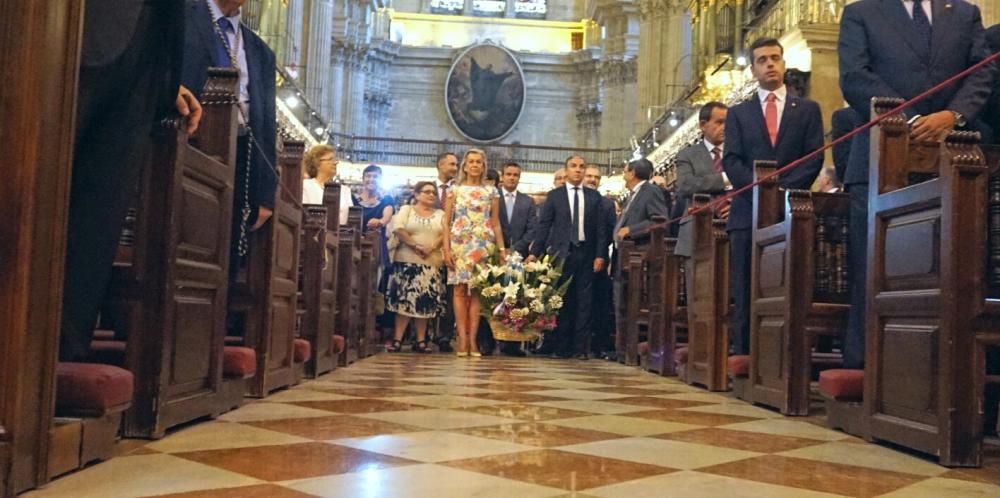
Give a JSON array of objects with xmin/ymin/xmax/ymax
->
[
  {"xmin": 319, "ymin": 157, "xmax": 338, "ymax": 163},
  {"xmin": 418, "ymin": 190, "xmax": 437, "ymax": 195}
]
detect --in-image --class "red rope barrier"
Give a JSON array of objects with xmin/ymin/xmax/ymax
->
[{"xmin": 664, "ymin": 50, "xmax": 1000, "ymax": 226}]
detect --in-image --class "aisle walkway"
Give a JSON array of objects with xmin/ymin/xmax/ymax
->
[{"xmin": 26, "ymin": 354, "xmax": 1000, "ymax": 497}]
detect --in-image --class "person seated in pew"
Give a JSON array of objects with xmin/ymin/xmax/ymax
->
[
  {"xmin": 816, "ymin": 166, "xmax": 842, "ymax": 193},
  {"xmin": 301, "ymin": 144, "xmax": 354, "ymax": 226},
  {"xmin": 838, "ymin": 0, "xmax": 994, "ymax": 368},
  {"xmin": 385, "ymin": 182, "xmax": 447, "ymax": 353},
  {"xmin": 723, "ymin": 37, "xmax": 824, "ymax": 356},
  {"xmin": 61, "ymin": 0, "xmax": 202, "ymax": 361},
  {"xmin": 614, "ymin": 159, "xmax": 670, "ymax": 245},
  {"xmin": 674, "ymin": 101, "xmax": 730, "ymax": 309}
]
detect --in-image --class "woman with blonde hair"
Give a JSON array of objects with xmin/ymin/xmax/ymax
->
[
  {"xmin": 301, "ymin": 144, "xmax": 353, "ymax": 225},
  {"xmin": 443, "ymin": 149, "xmax": 505, "ymax": 357}
]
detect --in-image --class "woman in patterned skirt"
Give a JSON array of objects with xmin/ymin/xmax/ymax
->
[
  {"xmin": 385, "ymin": 181, "xmax": 446, "ymax": 353},
  {"xmin": 443, "ymin": 149, "xmax": 506, "ymax": 357}
]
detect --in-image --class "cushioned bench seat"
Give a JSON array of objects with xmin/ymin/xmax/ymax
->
[
  {"xmin": 333, "ymin": 334, "xmax": 345, "ymax": 354},
  {"xmin": 223, "ymin": 346, "xmax": 256, "ymax": 379},
  {"xmin": 728, "ymin": 355, "xmax": 750, "ymax": 399},
  {"xmin": 294, "ymin": 338, "xmax": 311, "ymax": 363},
  {"xmin": 819, "ymin": 369, "xmax": 864, "ymax": 401}
]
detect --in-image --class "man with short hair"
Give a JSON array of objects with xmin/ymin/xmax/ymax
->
[
  {"xmin": 838, "ymin": 0, "xmax": 994, "ymax": 367},
  {"xmin": 816, "ymin": 167, "xmax": 841, "ymax": 193},
  {"xmin": 431, "ymin": 151, "xmax": 458, "ymax": 352},
  {"xmin": 494, "ymin": 162, "xmax": 537, "ymax": 356},
  {"xmin": 723, "ymin": 37, "xmax": 824, "ymax": 355},
  {"xmin": 552, "ymin": 167, "xmax": 567, "ymax": 189},
  {"xmin": 674, "ymin": 101, "xmax": 730, "ymax": 308},
  {"xmin": 531, "ymin": 155, "xmax": 610, "ymax": 359},
  {"xmin": 584, "ymin": 165, "xmax": 617, "ymax": 359},
  {"xmin": 614, "ymin": 159, "xmax": 669, "ymax": 244}
]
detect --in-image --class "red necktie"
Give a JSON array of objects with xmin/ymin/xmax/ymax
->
[
  {"xmin": 765, "ymin": 93, "xmax": 778, "ymax": 146},
  {"xmin": 712, "ymin": 147, "xmax": 723, "ymax": 173}
]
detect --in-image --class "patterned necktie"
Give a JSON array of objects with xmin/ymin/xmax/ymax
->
[
  {"xmin": 215, "ymin": 18, "xmax": 234, "ymax": 67},
  {"xmin": 571, "ymin": 187, "xmax": 581, "ymax": 243},
  {"xmin": 910, "ymin": 1, "xmax": 932, "ymax": 55},
  {"xmin": 765, "ymin": 93, "xmax": 779, "ymax": 146},
  {"xmin": 439, "ymin": 183, "xmax": 448, "ymax": 205},
  {"xmin": 712, "ymin": 147, "xmax": 723, "ymax": 173}
]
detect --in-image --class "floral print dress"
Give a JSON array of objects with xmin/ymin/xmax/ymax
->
[{"xmin": 448, "ymin": 185, "xmax": 498, "ymax": 285}]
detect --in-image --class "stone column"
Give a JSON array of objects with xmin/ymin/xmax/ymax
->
[
  {"xmin": 305, "ymin": 0, "xmax": 333, "ymax": 118},
  {"xmin": 329, "ymin": 46, "xmax": 347, "ymax": 133},
  {"xmin": 285, "ymin": 0, "xmax": 305, "ymax": 70}
]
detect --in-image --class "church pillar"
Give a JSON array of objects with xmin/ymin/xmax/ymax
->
[
  {"xmin": 305, "ymin": 0, "xmax": 333, "ymax": 119},
  {"xmin": 330, "ymin": 47, "xmax": 346, "ymax": 133}
]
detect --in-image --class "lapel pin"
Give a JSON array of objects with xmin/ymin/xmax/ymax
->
[{"xmin": 791, "ymin": 101, "xmax": 797, "ymax": 108}]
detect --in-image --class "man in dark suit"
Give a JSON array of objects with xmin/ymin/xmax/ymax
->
[
  {"xmin": 614, "ymin": 159, "xmax": 670, "ymax": 244},
  {"xmin": 838, "ymin": 0, "xmax": 994, "ymax": 368},
  {"xmin": 985, "ymin": 24, "xmax": 1000, "ymax": 143},
  {"xmin": 531, "ymin": 155, "xmax": 610, "ymax": 359},
  {"xmin": 433, "ymin": 152, "xmax": 458, "ymax": 352},
  {"xmin": 723, "ymin": 37, "xmax": 824, "ymax": 355},
  {"xmin": 584, "ymin": 165, "xmax": 617, "ymax": 359},
  {"xmin": 674, "ymin": 101, "xmax": 729, "ymax": 305},
  {"xmin": 830, "ymin": 107, "xmax": 862, "ymax": 183},
  {"xmin": 61, "ymin": 1, "xmax": 202, "ymax": 361},
  {"xmin": 493, "ymin": 161, "xmax": 537, "ymax": 356},
  {"xmin": 182, "ymin": 0, "xmax": 278, "ymax": 270}
]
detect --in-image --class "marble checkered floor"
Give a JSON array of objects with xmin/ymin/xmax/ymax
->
[{"xmin": 25, "ymin": 354, "xmax": 1000, "ymax": 498}]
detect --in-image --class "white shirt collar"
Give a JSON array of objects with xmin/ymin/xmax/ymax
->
[
  {"xmin": 757, "ymin": 85, "xmax": 787, "ymax": 105},
  {"xmin": 566, "ymin": 182, "xmax": 584, "ymax": 191},
  {"xmin": 630, "ymin": 180, "xmax": 647, "ymax": 194},
  {"xmin": 207, "ymin": 1, "xmax": 242, "ymax": 29},
  {"xmin": 502, "ymin": 187, "xmax": 518, "ymax": 195},
  {"xmin": 703, "ymin": 139, "xmax": 723, "ymax": 154}
]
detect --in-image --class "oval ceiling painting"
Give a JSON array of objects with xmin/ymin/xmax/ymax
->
[{"xmin": 445, "ymin": 43, "xmax": 526, "ymax": 143}]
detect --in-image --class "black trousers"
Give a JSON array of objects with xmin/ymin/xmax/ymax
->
[
  {"xmin": 60, "ymin": 6, "xmax": 165, "ymax": 361},
  {"xmin": 728, "ymin": 228, "xmax": 752, "ymax": 355},
  {"xmin": 843, "ymin": 183, "xmax": 869, "ymax": 369},
  {"xmin": 549, "ymin": 244, "xmax": 596, "ymax": 356},
  {"xmin": 591, "ymin": 269, "xmax": 614, "ymax": 354}
]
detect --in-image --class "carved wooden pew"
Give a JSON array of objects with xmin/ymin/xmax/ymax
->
[
  {"xmin": 822, "ymin": 97, "xmax": 990, "ymax": 466},
  {"xmin": 744, "ymin": 161, "xmax": 849, "ymax": 415},
  {"xmin": 336, "ymin": 207, "xmax": 364, "ymax": 365},
  {"xmin": 226, "ymin": 139, "xmax": 304, "ymax": 396},
  {"xmin": 682, "ymin": 194, "xmax": 731, "ymax": 391},
  {"xmin": 614, "ymin": 225, "xmax": 666, "ymax": 367},
  {"xmin": 642, "ymin": 235, "xmax": 684, "ymax": 376},
  {"xmin": 97, "ymin": 68, "xmax": 241, "ymax": 438},
  {"xmin": 297, "ymin": 182, "xmax": 346, "ymax": 377},
  {"xmin": 357, "ymin": 230, "xmax": 379, "ymax": 357}
]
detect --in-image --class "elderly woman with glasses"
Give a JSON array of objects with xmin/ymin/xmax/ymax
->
[
  {"xmin": 384, "ymin": 181, "xmax": 447, "ymax": 352},
  {"xmin": 301, "ymin": 144, "xmax": 354, "ymax": 225}
]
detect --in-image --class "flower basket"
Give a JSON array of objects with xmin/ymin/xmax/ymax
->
[
  {"xmin": 470, "ymin": 252, "xmax": 570, "ymax": 343},
  {"xmin": 488, "ymin": 318, "xmax": 544, "ymax": 342}
]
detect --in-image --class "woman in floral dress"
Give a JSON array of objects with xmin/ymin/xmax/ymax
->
[{"xmin": 443, "ymin": 149, "xmax": 505, "ymax": 357}]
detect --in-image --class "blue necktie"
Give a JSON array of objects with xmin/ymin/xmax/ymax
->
[
  {"xmin": 910, "ymin": 1, "xmax": 932, "ymax": 55},
  {"xmin": 214, "ymin": 18, "xmax": 233, "ymax": 67}
]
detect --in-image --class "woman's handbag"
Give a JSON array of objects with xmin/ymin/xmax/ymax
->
[{"xmin": 385, "ymin": 205, "xmax": 412, "ymax": 263}]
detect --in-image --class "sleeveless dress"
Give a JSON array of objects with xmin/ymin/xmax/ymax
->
[{"xmin": 448, "ymin": 185, "xmax": 498, "ymax": 285}]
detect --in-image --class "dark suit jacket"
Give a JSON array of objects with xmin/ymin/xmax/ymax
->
[
  {"xmin": 831, "ymin": 107, "xmax": 863, "ymax": 183},
  {"xmin": 985, "ymin": 24, "xmax": 1000, "ymax": 143},
  {"xmin": 532, "ymin": 184, "xmax": 610, "ymax": 262},
  {"xmin": 839, "ymin": 0, "xmax": 995, "ymax": 185},
  {"xmin": 722, "ymin": 94, "xmax": 825, "ymax": 231},
  {"xmin": 499, "ymin": 189, "xmax": 537, "ymax": 256},
  {"xmin": 616, "ymin": 182, "xmax": 670, "ymax": 241},
  {"xmin": 181, "ymin": 0, "xmax": 278, "ymax": 210},
  {"xmin": 82, "ymin": 1, "xmax": 183, "ymax": 118},
  {"xmin": 674, "ymin": 141, "xmax": 727, "ymax": 256}
]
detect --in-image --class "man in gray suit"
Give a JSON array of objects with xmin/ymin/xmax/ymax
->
[
  {"xmin": 499, "ymin": 162, "xmax": 537, "ymax": 257},
  {"xmin": 839, "ymin": 0, "xmax": 995, "ymax": 368},
  {"xmin": 673, "ymin": 101, "xmax": 729, "ymax": 304},
  {"xmin": 614, "ymin": 158, "xmax": 670, "ymax": 244}
]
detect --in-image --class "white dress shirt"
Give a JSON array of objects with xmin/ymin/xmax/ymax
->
[
  {"xmin": 207, "ymin": 1, "xmax": 250, "ymax": 122},
  {"xmin": 502, "ymin": 187, "xmax": 518, "ymax": 222},
  {"xmin": 703, "ymin": 139, "xmax": 732, "ymax": 189},
  {"xmin": 757, "ymin": 85, "xmax": 788, "ymax": 135},
  {"xmin": 565, "ymin": 183, "xmax": 586, "ymax": 242},
  {"xmin": 902, "ymin": 0, "xmax": 933, "ymax": 23}
]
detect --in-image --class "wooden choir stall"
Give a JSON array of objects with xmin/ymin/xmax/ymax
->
[
  {"xmin": 739, "ymin": 161, "xmax": 850, "ymax": 415},
  {"xmin": 820, "ymin": 97, "xmax": 1000, "ymax": 467}
]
